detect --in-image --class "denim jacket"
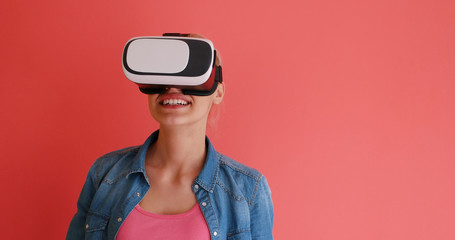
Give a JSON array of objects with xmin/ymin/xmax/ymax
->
[{"xmin": 66, "ymin": 131, "xmax": 274, "ymax": 240}]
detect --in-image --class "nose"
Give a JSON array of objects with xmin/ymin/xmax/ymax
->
[{"xmin": 163, "ymin": 87, "xmax": 183, "ymax": 94}]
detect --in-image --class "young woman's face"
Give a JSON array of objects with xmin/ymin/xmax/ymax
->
[
  {"xmin": 146, "ymin": 33, "xmax": 224, "ymax": 128},
  {"xmin": 147, "ymin": 84, "xmax": 224, "ymax": 128}
]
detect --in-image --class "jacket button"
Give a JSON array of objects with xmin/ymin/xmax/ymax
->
[
  {"xmin": 136, "ymin": 192, "xmax": 140, "ymax": 197},
  {"xmin": 85, "ymin": 224, "xmax": 89, "ymax": 229},
  {"xmin": 194, "ymin": 184, "xmax": 199, "ymax": 190},
  {"xmin": 117, "ymin": 217, "xmax": 122, "ymax": 222},
  {"xmin": 201, "ymin": 202, "xmax": 207, "ymax": 207},
  {"xmin": 213, "ymin": 231, "xmax": 218, "ymax": 236}
]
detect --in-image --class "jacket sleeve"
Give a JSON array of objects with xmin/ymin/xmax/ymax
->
[
  {"xmin": 65, "ymin": 164, "xmax": 98, "ymax": 240},
  {"xmin": 250, "ymin": 175, "xmax": 274, "ymax": 240}
]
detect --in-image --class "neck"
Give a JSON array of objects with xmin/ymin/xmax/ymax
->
[{"xmin": 147, "ymin": 124, "xmax": 207, "ymax": 173}]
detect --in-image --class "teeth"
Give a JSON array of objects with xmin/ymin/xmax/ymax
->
[{"xmin": 163, "ymin": 99, "xmax": 188, "ymax": 105}]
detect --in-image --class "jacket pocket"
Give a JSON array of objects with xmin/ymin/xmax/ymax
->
[
  {"xmin": 227, "ymin": 230, "xmax": 251, "ymax": 240},
  {"xmin": 85, "ymin": 212, "xmax": 109, "ymax": 239}
]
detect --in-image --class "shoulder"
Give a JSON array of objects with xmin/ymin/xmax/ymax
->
[
  {"xmin": 88, "ymin": 146, "xmax": 141, "ymax": 185},
  {"xmin": 217, "ymin": 153, "xmax": 263, "ymax": 181},
  {"xmin": 214, "ymin": 153, "xmax": 270, "ymax": 205},
  {"xmin": 94, "ymin": 146, "xmax": 140, "ymax": 166}
]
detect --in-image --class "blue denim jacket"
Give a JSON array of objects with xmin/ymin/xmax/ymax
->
[{"xmin": 66, "ymin": 131, "xmax": 274, "ymax": 240}]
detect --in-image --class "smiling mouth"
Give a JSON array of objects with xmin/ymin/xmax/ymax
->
[{"xmin": 161, "ymin": 99, "xmax": 189, "ymax": 106}]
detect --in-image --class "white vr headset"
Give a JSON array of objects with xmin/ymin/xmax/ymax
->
[{"xmin": 122, "ymin": 33, "xmax": 222, "ymax": 96}]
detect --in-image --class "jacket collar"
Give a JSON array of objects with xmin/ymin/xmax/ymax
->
[
  {"xmin": 128, "ymin": 130, "xmax": 219, "ymax": 192},
  {"xmin": 194, "ymin": 136, "xmax": 219, "ymax": 193}
]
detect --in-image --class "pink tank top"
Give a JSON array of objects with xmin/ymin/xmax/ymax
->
[{"xmin": 116, "ymin": 204, "xmax": 210, "ymax": 240}]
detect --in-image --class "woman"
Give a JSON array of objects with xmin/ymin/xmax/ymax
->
[{"xmin": 66, "ymin": 33, "xmax": 274, "ymax": 240}]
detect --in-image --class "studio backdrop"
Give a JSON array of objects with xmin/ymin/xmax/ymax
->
[{"xmin": 1, "ymin": 0, "xmax": 454, "ymax": 239}]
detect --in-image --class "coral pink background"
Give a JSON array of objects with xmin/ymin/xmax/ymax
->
[{"xmin": 1, "ymin": 0, "xmax": 454, "ymax": 239}]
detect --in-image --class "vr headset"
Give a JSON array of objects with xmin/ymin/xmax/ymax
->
[{"xmin": 122, "ymin": 33, "xmax": 222, "ymax": 96}]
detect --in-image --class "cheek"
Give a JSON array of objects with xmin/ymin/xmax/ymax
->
[
  {"xmin": 198, "ymin": 97, "xmax": 216, "ymax": 115},
  {"xmin": 147, "ymin": 95, "xmax": 159, "ymax": 114},
  {"xmin": 147, "ymin": 94, "xmax": 159, "ymax": 104}
]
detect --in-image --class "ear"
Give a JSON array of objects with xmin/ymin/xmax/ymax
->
[{"xmin": 212, "ymin": 82, "xmax": 225, "ymax": 104}]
